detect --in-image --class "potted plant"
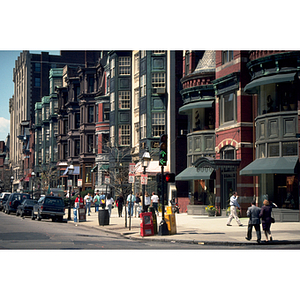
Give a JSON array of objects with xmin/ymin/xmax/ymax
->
[{"xmin": 205, "ymin": 205, "xmax": 217, "ymax": 216}]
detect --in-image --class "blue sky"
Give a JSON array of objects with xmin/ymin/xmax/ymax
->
[{"xmin": 0, "ymin": 50, "xmax": 60, "ymax": 142}]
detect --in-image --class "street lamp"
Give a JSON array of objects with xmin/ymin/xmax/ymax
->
[
  {"xmin": 10, "ymin": 176, "xmax": 14, "ymax": 193},
  {"xmin": 142, "ymin": 149, "xmax": 151, "ymax": 213},
  {"xmin": 31, "ymin": 171, "xmax": 35, "ymax": 199},
  {"xmin": 67, "ymin": 164, "xmax": 74, "ymax": 220}
]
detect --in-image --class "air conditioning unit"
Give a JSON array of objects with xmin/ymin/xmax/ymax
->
[{"xmin": 152, "ymin": 87, "xmax": 165, "ymax": 94}]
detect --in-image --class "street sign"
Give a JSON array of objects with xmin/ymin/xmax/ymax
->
[
  {"xmin": 141, "ymin": 174, "xmax": 148, "ymax": 185},
  {"xmin": 129, "ymin": 163, "xmax": 135, "ymax": 174},
  {"xmin": 105, "ymin": 176, "xmax": 110, "ymax": 184},
  {"xmin": 128, "ymin": 174, "xmax": 135, "ymax": 183},
  {"xmin": 77, "ymin": 179, "xmax": 82, "ymax": 187}
]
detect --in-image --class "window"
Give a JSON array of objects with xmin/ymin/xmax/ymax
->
[
  {"xmin": 134, "ymin": 88, "xmax": 139, "ymax": 108},
  {"xmin": 63, "ymin": 144, "xmax": 68, "ymax": 159},
  {"xmin": 111, "ymin": 59, "xmax": 115, "ymax": 78},
  {"xmin": 35, "ymin": 63, "xmax": 41, "ymax": 72},
  {"xmin": 140, "ymin": 74, "xmax": 146, "ymax": 97},
  {"xmin": 152, "ymin": 73, "xmax": 165, "ymax": 88},
  {"xmin": 119, "ymin": 91, "xmax": 130, "ymax": 109},
  {"xmin": 134, "ymin": 53, "xmax": 139, "ymax": 75},
  {"xmin": 35, "ymin": 77, "xmax": 41, "ymax": 87},
  {"xmin": 110, "ymin": 126, "xmax": 115, "ymax": 147},
  {"xmin": 75, "ymin": 112, "xmax": 80, "ymax": 129},
  {"xmin": 75, "ymin": 85, "xmax": 80, "ymax": 102},
  {"xmin": 119, "ymin": 57, "xmax": 130, "ymax": 75},
  {"xmin": 140, "ymin": 114, "xmax": 146, "ymax": 139},
  {"xmin": 45, "ymin": 107, "xmax": 50, "ymax": 119},
  {"xmin": 140, "ymin": 50, "xmax": 146, "ymax": 59},
  {"xmin": 220, "ymin": 146, "xmax": 235, "ymax": 159},
  {"xmin": 282, "ymin": 142, "xmax": 298, "ymax": 156},
  {"xmin": 268, "ymin": 143, "xmax": 279, "ymax": 157},
  {"xmin": 222, "ymin": 51, "xmax": 234, "ymax": 64},
  {"xmin": 110, "ymin": 92, "xmax": 115, "ymax": 111},
  {"xmin": 53, "ymin": 122, "xmax": 58, "ymax": 136},
  {"xmin": 85, "ymin": 166, "xmax": 92, "ymax": 183},
  {"xmin": 104, "ymin": 103, "xmax": 110, "ymax": 121},
  {"xmin": 88, "ymin": 76, "xmax": 94, "ymax": 93},
  {"xmin": 64, "ymin": 119, "xmax": 68, "ymax": 134},
  {"xmin": 219, "ymin": 92, "xmax": 236, "ymax": 125},
  {"xmin": 153, "ymin": 50, "xmax": 165, "ymax": 54},
  {"xmin": 152, "ymin": 113, "xmax": 165, "ymax": 137},
  {"xmin": 119, "ymin": 124, "xmax": 130, "ymax": 146},
  {"xmin": 88, "ymin": 106, "xmax": 94, "ymax": 123},
  {"xmin": 102, "ymin": 133, "xmax": 109, "ymax": 153},
  {"xmin": 87, "ymin": 135, "xmax": 94, "ymax": 153},
  {"xmin": 185, "ymin": 51, "xmax": 190, "ymax": 75}
]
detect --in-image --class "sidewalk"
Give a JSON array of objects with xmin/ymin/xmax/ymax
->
[{"xmin": 67, "ymin": 207, "xmax": 300, "ymax": 246}]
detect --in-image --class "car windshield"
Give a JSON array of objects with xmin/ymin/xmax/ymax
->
[{"xmin": 45, "ymin": 198, "xmax": 63, "ymax": 205}]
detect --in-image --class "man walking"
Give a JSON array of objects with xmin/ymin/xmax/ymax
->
[
  {"xmin": 245, "ymin": 200, "xmax": 261, "ymax": 243},
  {"xmin": 84, "ymin": 192, "xmax": 92, "ymax": 216},
  {"xmin": 127, "ymin": 191, "xmax": 136, "ymax": 217},
  {"xmin": 226, "ymin": 191, "xmax": 243, "ymax": 226}
]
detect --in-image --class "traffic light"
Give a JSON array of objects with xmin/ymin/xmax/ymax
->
[
  {"xmin": 165, "ymin": 173, "xmax": 175, "ymax": 183},
  {"xmin": 159, "ymin": 134, "xmax": 167, "ymax": 166}
]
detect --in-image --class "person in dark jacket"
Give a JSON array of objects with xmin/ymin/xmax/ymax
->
[
  {"xmin": 245, "ymin": 200, "xmax": 261, "ymax": 243},
  {"xmin": 259, "ymin": 199, "xmax": 273, "ymax": 242},
  {"xmin": 116, "ymin": 194, "xmax": 124, "ymax": 217}
]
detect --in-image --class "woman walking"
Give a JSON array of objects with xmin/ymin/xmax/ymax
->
[
  {"xmin": 116, "ymin": 194, "xmax": 124, "ymax": 217},
  {"xmin": 259, "ymin": 199, "xmax": 273, "ymax": 242}
]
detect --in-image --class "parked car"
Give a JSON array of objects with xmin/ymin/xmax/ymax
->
[
  {"xmin": 16, "ymin": 199, "xmax": 38, "ymax": 217},
  {"xmin": 31, "ymin": 196, "xmax": 65, "ymax": 222},
  {"xmin": 4, "ymin": 193, "xmax": 31, "ymax": 214},
  {"xmin": 0, "ymin": 192, "xmax": 11, "ymax": 211}
]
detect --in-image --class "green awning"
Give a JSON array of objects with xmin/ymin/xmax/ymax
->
[
  {"xmin": 179, "ymin": 100, "xmax": 213, "ymax": 115},
  {"xmin": 244, "ymin": 72, "xmax": 296, "ymax": 94},
  {"xmin": 100, "ymin": 164, "xmax": 109, "ymax": 170},
  {"xmin": 175, "ymin": 166, "xmax": 214, "ymax": 181},
  {"xmin": 240, "ymin": 156, "xmax": 298, "ymax": 176}
]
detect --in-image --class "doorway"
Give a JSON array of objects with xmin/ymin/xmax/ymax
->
[{"xmin": 222, "ymin": 170, "xmax": 236, "ymax": 209}]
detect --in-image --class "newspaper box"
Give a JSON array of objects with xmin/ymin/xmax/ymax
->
[
  {"xmin": 78, "ymin": 202, "xmax": 86, "ymax": 222},
  {"xmin": 140, "ymin": 212, "xmax": 154, "ymax": 237},
  {"xmin": 165, "ymin": 213, "xmax": 177, "ymax": 235}
]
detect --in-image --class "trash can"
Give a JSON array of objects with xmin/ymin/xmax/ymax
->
[
  {"xmin": 149, "ymin": 207, "xmax": 158, "ymax": 234},
  {"xmin": 98, "ymin": 209, "xmax": 109, "ymax": 226}
]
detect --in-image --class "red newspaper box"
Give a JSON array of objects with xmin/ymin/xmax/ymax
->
[{"xmin": 140, "ymin": 212, "xmax": 154, "ymax": 237}]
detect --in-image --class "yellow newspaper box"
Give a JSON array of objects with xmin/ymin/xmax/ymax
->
[
  {"xmin": 164, "ymin": 213, "xmax": 177, "ymax": 235},
  {"xmin": 166, "ymin": 206, "xmax": 173, "ymax": 214}
]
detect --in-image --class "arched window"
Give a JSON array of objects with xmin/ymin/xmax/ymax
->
[{"xmin": 220, "ymin": 145, "xmax": 235, "ymax": 160}]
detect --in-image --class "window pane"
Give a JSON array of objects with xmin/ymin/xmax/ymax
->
[
  {"xmin": 268, "ymin": 143, "xmax": 279, "ymax": 157},
  {"xmin": 282, "ymin": 142, "xmax": 297, "ymax": 156}
]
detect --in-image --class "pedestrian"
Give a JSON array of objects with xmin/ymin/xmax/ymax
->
[
  {"xmin": 93, "ymin": 190, "xmax": 100, "ymax": 212},
  {"xmin": 134, "ymin": 193, "xmax": 141, "ymax": 217},
  {"xmin": 259, "ymin": 199, "xmax": 273, "ymax": 242},
  {"xmin": 144, "ymin": 191, "xmax": 151, "ymax": 212},
  {"xmin": 106, "ymin": 194, "xmax": 114, "ymax": 216},
  {"xmin": 116, "ymin": 194, "xmax": 124, "ymax": 217},
  {"xmin": 74, "ymin": 193, "xmax": 83, "ymax": 208},
  {"xmin": 226, "ymin": 191, "xmax": 243, "ymax": 226},
  {"xmin": 127, "ymin": 191, "xmax": 136, "ymax": 217},
  {"xmin": 245, "ymin": 200, "xmax": 261, "ymax": 243},
  {"xmin": 151, "ymin": 191, "xmax": 159, "ymax": 216},
  {"xmin": 84, "ymin": 192, "xmax": 92, "ymax": 216},
  {"xmin": 100, "ymin": 191, "xmax": 106, "ymax": 209}
]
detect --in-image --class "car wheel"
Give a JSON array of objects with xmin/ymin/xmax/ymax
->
[{"xmin": 31, "ymin": 211, "xmax": 36, "ymax": 220}]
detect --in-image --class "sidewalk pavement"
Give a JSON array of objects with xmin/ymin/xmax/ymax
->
[{"xmin": 66, "ymin": 207, "xmax": 300, "ymax": 246}]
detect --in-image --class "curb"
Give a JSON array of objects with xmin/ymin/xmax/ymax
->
[{"xmin": 65, "ymin": 219, "xmax": 300, "ymax": 247}]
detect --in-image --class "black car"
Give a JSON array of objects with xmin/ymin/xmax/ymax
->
[
  {"xmin": 4, "ymin": 193, "xmax": 31, "ymax": 214},
  {"xmin": 16, "ymin": 199, "xmax": 38, "ymax": 217},
  {"xmin": 0, "ymin": 192, "xmax": 11, "ymax": 211},
  {"xmin": 32, "ymin": 196, "xmax": 65, "ymax": 222}
]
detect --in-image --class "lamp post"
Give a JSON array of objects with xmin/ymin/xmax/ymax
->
[
  {"xmin": 142, "ymin": 149, "xmax": 151, "ymax": 213},
  {"xmin": 10, "ymin": 176, "xmax": 14, "ymax": 193},
  {"xmin": 67, "ymin": 164, "xmax": 74, "ymax": 220},
  {"xmin": 31, "ymin": 171, "xmax": 35, "ymax": 199}
]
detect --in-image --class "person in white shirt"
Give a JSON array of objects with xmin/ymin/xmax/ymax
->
[
  {"xmin": 144, "ymin": 192, "xmax": 151, "ymax": 212},
  {"xmin": 151, "ymin": 192, "xmax": 159, "ymax": 216},
  {"xmin": 84, "ymin": 192, "xmax": 92, "ymax": 216},
  {"xmin": 106, "ymin": 194, "xmax": 114, "ymax": 216},
  {"xmin": 226, "ymin": 191, "xmax": 243, "ymax": 226}
]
